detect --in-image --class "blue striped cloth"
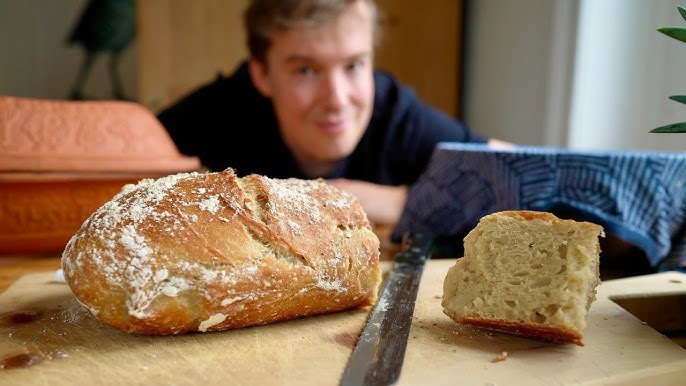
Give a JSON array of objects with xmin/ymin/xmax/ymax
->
[{"xmin": 392, "ymin": 143, "xmax": 686, "ymax": 271}]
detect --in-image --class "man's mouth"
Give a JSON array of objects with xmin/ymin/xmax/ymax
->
[{"xmin": 318, "ymin": 119, "xmax": 347, "ymax": 134}]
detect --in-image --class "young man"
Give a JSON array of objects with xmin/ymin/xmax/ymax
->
[{"xmin": 157, "ymin": 0, "xmax": 502, "ymax": 226}]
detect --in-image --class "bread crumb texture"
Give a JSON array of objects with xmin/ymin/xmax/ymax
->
[
  {"xmin": 442, "ymin": 210, "xmax": 604, "ymax": 345},
  {"xmin": 61, "ymin": 169, "xmax": 381, "ymax": 334}
]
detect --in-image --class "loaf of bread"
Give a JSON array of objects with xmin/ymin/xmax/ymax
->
[
  {"xmin": 61, "ymin": 169, "xmax": 381, "ymax": 334},
  {"xmin": 442, "ymin": 210, "xmax": 604, "ymax": 346}
]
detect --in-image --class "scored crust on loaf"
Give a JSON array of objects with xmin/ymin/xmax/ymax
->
[
  {"xmin": 442, "ymin": 210, "xmax": 604, "ymax": 346},
  {"xmin": 61, "ymin": 169, "xmax": 381, "ymax": 335}
]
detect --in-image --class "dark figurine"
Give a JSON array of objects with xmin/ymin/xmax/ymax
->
[{"xmin": 66, "ymin": 0, "xmax": 135, "ymax": 100}]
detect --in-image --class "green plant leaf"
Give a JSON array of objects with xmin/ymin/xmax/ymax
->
[
  {"xmin": 658, "ymin": 27, "xmax": 686, "ymax": 43},
  {"xmin": 678, "ymin": 5, "xmax": 686, "ymax": 22},
  {"xmin": 651, "ymin": 7, "xmax": 686, "ymax": 134},
  {"xmin": 670, "ymin": 95, "xmax": 686, "ymax": 105},
  {"xmin": 651, "ymin": 122, "xmax": 686, "ymax": 133}
]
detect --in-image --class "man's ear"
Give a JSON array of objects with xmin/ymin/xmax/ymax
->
[{"xmin": 248, "ymin": 59, "xmax": 272, "ymax": 97}]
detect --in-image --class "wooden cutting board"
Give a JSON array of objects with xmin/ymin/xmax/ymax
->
[{"xmin": 1, "ymin": 259, "xmax": 685, "ymax": 385}]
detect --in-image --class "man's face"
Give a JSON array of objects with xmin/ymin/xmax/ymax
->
[{"xmin": 249, "ymin": 0, "xmax": 375, "ymax": 176}]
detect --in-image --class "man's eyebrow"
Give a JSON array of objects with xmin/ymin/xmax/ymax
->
[
  {"xmin": 284, "ymin": 55, "xmax": 313, "ymax": 63},
  {"xmin": 283, "ymin": 52, "xmax": 372, "ymax": 64},
  {"xmin": 346, "ymin": 52, "xmax": 372, "ymax": 61}
]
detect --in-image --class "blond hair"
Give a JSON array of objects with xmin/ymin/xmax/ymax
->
[{"xmin": 244, "ymin": 0, "xmax": 379, "ymax": 63}]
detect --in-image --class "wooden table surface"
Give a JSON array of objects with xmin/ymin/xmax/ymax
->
[
  {"xmin": 0, "ymin": 254, "xmax": 63, "ymax": 293},
  {"xmin": 2, "ymin": 259, "xmax": 686, "ymax": 385}
]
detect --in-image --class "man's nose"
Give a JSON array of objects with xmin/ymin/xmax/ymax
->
[{"xmin": 320, "ymin": 71, "xmax": 347, "ymax": 109}]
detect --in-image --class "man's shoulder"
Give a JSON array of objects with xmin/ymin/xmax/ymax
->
[
  {"xmin": 171, "ymin": 61, "xmax": 267, "ymax": 111},
  {"xmin": 372, "ymin": 69, "xmax": 418, "ymax": 110},
  {"xmin": 373, "ymin": 69, "xmax": 400, "ymax": 94},
  {"xmin": 371, "ymin": 69, "xmax": 420, "ymax": 128},
  {"xmin": 198, "ymin": 61, "xmax": 254, "ymax": 95}
]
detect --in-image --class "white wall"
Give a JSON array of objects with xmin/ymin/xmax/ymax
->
[
  {"xmin": 464, "ymin": 0, "xmax": 686, "ymax": 152},
  {"xmin": 462, "ymin": 0, "xmax": 557, "ymax": 146},
  {"xmin": 0, "ymin": 0, "xmax": 137, "ymax": 100},
  {"xmin": 569, "ymin": 0, "xmax": 686, "ymax": 151}
]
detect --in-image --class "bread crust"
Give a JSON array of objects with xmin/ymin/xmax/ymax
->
[
  {"xmin": 443, "ymin": 314, "xmax": 584, "ymax": 346},
  {"xmin": 61, "ymin": 169, "xmax": 381, "ymax": 334}
]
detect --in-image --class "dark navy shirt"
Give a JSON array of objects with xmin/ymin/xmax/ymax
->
[{"xmin": 157, "ymin": 62, "xmax": 487, "ymax": 186}]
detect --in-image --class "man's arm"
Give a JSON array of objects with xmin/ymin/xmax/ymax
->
[
  {"xmin": 328, "ymin": 139, "xmax": 511, "ymax": 226},
  {"xmin": 326, "ymin": 179, "xmax": 408, "ymax": 226}
]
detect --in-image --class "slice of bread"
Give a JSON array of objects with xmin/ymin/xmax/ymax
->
[{"xmin": 442, "ymin": 210, "xmax": 604, "ymax": 346}]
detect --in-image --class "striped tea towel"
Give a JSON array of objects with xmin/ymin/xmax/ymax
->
[{"xmin": 392, "ymin": 142, "xmax": 686, "ymax": 271}]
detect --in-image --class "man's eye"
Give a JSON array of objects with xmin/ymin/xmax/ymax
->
[
  {"xmin": 347, "ymin": 61, "xmax": 364, "ymax": 71},
  {"xmin": 296, "ymin": 66, "xmax": 316, "ymax": 76}
]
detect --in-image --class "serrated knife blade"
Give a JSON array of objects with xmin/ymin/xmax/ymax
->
[{"xmin": 340, "ymin": 232, "xmax": 433, "ymax": 386}]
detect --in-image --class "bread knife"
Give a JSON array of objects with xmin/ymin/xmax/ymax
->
[{"xmin": 340, "ymin": 232, "xmax": 433, "ymax": 386}]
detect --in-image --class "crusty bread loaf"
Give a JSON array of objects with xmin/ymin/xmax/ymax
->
[
  {"xmin": 61, "ymin": 169, "xmax": 381, "ymax": 335},
  {"xmin": 442, "ymin": 210, "xmax": 604, "ymax": 346}
]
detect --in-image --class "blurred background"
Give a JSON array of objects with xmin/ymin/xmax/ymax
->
[{"xmin": 2, "ymin": 0, "xmax": 686, "ymax": 152}]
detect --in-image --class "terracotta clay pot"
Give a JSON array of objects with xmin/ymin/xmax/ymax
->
[{"xmin": 0, "ymin": 96, "xmax": 201, "ymax": 255}]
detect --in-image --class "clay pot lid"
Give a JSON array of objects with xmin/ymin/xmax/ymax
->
[{"xmin": 0, "ymin": 95, "xmax": 201, "ymax": 174}]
